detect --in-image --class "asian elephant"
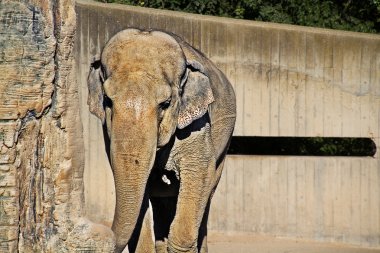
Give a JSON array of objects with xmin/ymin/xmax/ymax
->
[{"xmin": 87, "ymin": 28, "xmax": 236, "ymax": 253}]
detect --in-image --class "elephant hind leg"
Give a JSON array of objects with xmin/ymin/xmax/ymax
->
[
  {"xmin": 128, "ymin": 195, "xmax": 156, "ymax": 253},
  {"xmin": 198, "ymin": 200, "xmax": 211, "ymax": 253},
  {"xmin": 151, "ymin": 197, "xmax": 178, "ymax": 253},
  {"xmin": 199, "ymin": 158, "xmax": 226, "ymax": 253}
]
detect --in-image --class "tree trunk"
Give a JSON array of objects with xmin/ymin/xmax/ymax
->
[{"xmin": 0, "ymin": 0, "xmax": 115, "ymax": 252}]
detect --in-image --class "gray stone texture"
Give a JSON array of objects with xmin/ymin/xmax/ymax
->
[{"xmin": 0, "ymin": 0, "xmax": 114, "ymax": 252}]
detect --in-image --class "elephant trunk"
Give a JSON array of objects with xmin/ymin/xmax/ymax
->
[{"xmin": 110, "ymin": 110, "xmax": 157, "ymax": 252}]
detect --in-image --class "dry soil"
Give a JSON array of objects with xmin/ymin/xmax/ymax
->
[{"xmin": 208, "ymin": 232, "xmax": 380, "ymax": 253}]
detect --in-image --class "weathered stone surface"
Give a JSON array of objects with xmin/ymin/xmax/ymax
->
[
  {"xmin": 0, "ymin": 2, "xmax": 55, "ymax": 120},
  {"xmin": 0, "ymin": 0, "xmax": 115, "ymax": 252},
  {"xmin": 66, "ymin": 218, "xmax": 115, "ymax": 252}
]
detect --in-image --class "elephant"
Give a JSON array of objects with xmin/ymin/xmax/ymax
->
[{"xmin": 87, "ymin": 28, "xmax": 236, "ymax": 253}]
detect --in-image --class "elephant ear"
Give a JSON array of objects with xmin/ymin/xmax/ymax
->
[
  {"xmin": 177, "ymin": 60, "xmax": 214, "ymax": 129},
  {"xmin": 87, "ymin": 57, "xmax": 106, "ymax": 124}
]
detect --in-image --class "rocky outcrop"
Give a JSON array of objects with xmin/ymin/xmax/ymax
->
[{"xmin": 0, "ymin": 1, "xmax": 115, "ymax": 252}]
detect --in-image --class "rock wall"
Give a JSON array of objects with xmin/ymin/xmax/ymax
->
[{"xmin": 0, "ymin": 0, "xmax": 114, "ymax": 252}]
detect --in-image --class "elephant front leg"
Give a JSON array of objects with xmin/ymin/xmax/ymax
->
[{"xmin": 167, "ymin": 155, "xmax": 216, "ymax": 253}]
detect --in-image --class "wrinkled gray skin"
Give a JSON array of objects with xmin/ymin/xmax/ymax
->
[{"xmin": 88, "ymin": 29, "xmax": 236, "ymax": 253}]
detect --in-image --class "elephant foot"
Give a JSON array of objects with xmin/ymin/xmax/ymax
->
[
  {"xmin": 198, "ymin": 242, "xmax": 207, "ymax": 253},
  {"xmin": 115, "ymin": 245, "xmax": 127, "ymax": 253},
  {"xmin": 155, "ymin": 240, "xmax": 168, "ymax": 253},
  {"xmin": 167, "ymin": 239, "xmax": 197, "ymax": 253}
]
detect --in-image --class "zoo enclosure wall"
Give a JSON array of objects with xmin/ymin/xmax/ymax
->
[{"xmin": 75, "ymin": 0, "xmax": 380, "ymax": 248}]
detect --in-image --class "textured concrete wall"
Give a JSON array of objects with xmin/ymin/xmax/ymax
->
[{"xmin": 75, "ymin": 0, "xmax": 380, "ymax": 248}]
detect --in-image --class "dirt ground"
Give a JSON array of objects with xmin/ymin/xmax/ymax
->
[{"xmin": 208, "ymin": 232, "xmax": 380, "ymax": 253}]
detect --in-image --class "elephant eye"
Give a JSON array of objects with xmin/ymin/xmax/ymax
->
[{"xmin": 159, "ymin": 98, "xmax": 171, "ymax": 110}]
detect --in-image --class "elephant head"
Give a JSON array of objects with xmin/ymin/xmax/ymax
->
[{"xmin": 87, "ymin": 29, "xmax": 214, "ymax": 251}]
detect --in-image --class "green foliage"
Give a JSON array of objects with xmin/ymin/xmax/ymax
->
[
  {"xmin": 297, "ymin": 137, "xmax": 376, "ymax": 156},
  {"xmin": 235, "ymin": 0, "xmax": 379, "ymax": 33},
  {"xmin": 375, "ymin": 0, "xmax": 380, "ymax": 11},
  {"xmin": 99, "ymin": 0, "xmax": 380, "ymax": 33}
]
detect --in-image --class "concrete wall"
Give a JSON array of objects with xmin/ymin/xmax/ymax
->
[{"xmin": 75, "ymin": 0, "xmax": 380, "ymax": 248}]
